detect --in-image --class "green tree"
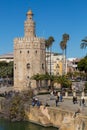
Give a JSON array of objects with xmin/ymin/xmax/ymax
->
[
  {"xmin": 31, "ymin": 74, "xmax": 41, "ymax": 89},
  {"xmin": 5, "ymin": 90, "xmax": 33, "ymax": 121},
  {"xmin": 78, "ymin": 56, "xmax": 87, "ymax": 80},
  {"xmin": 53, "ymin": 75, "xmax": 72, "ymax": 89},
  {"xmin": 0, "ymin": 61, "xmax": 13, "ymax": 78},
  {"xmin": 0, "ymin": 61, "xmax": 13, "ymax": 86},
  {"xmin": 78, "ymin": 56, "xmax": 87, "ymax": 73}
]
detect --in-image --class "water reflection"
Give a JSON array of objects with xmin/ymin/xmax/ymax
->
[{"xmin": 0, "ymin": 119, "xmax": 58, "ymax": 130}]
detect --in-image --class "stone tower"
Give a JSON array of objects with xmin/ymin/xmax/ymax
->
[{"xmin": 14, "ymin": 10, "xmax": 46, "ymax": 91}]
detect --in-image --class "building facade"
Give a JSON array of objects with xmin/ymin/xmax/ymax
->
[
  {"xmin": 46, "ymin": 52, "xmax": 63, "ymax": 75},
  {"xmin": 14, "ymin": 10, "xmax": 46, "ymax": 90},
  {"xmin": 67, "ymin": 58, "xmax": 81, "ymax": 73},
  {"xmin": 0, "ymin": 53, "xmax": 13, "ymax": 63}
]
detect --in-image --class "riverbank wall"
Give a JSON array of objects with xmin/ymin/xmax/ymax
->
[{"xmin": 25, "ymin": 106, "xmax": 87, "ymax": 130}]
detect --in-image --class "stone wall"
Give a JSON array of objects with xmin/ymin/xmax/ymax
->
[{"xmin": 25, "ymin": 106, "xmax": 87, "ymax": 130}]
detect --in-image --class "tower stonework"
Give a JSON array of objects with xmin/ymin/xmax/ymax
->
[{"xmin": 14, "ymin": 10, "xmax": 46, "ymax": 90}]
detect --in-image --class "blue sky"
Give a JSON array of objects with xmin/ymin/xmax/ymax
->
[{"xmin": 0, "ymin": 0, "xmax": 87, "ymax": 58}]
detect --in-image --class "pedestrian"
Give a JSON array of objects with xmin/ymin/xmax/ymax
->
[
  {"xmin": 36, "ymin": 100, "xmax": 41, "ymax": 107},
  {"xmin": 57, "ymin": 95, "xmax": 59, "ymax": 102},
  {"xmin": 75, "ymin": 96, "xmax": 78, "ymax": 104},
  {"xmin": 73, "ymin": 96, "xmax": 76, "ymax": 104},
  {"xmin": 82, "ymin": 98, "xmax": 85, "ymax": 106},
  {"xmin": 60, "ymin": 94, "xmax": 63, "ymax": 102},
  {"xmin": 55, "ymin": 98, "xmax": 58, "ymax": 106}
]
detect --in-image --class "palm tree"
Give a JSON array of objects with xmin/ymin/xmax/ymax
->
[
  {"xmin": 45, "ymin": 39, "xmax": 50, "ymax": 73},
  {"xmin": 31, "ymin": 74, "xmax": 40, "ymax": 89},
  {"xmin": 46, "ymin": 36, "xmax": 55, "ymax": 75},
  {"xmin": 63, "ymin": 33, "xmax": 69, "ymax": 42},
  {"xmin": 53, "ymin": 75, "xmax": 72, "ymax": 90},
  {"xmin": 63, "ymin": 33, "xmax": 69, "ymax": 74},
  {"xmin": 60, "ymin": 33, "xmax": 69, "ymax": 75},
  {"xmin": 81, "ymin": 37, "xmax": 87, "ymax": 49},
  {"xmin": 60, "ymin": 40, "xmax": 66, "ymax": 75}
]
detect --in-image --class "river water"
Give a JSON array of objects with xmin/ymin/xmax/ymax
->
[{"xmin": 0, "ymin": 119, "xmax": 58, "ymax": 130}]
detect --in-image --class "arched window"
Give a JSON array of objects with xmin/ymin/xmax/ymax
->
[
  {"xmin": 56, "ymin": 64, "xmax": 59, "ymax": 68},
  {"xmin": 35, "ymin": 50, "xmax": 37, "ymax": 54},
  {"xmin": 27, "ymin": 63, "xmax": 30, "ymax": 69},
  {"xmin": 42, "ymin": 63, "xmax": 44, "ymax": 69},
  {"xmin": 15, "ymin": 64, "xmax": 16, "ymax": 69},
  {"xmin": 27, "ymin": 76, "xmax": 29, "ymax": 79},
  {"xmin": 27, "ymin": 50, "xmax": 29, "ymax": 54}
]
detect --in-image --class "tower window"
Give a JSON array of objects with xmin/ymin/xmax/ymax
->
[
  {"xmin": 42, "ymin": 63, "xmax": 44, "ymax": 69},
  {"xmin": 27, "ymin": 63, "xmax": 30, "ymax": 69},
  {"xmin": 15, "ymin": 64, "xmax": 16, "ymax": 69},
  {"xmin": 27, "ymin": 50, "xmax": 29, "ymax": 54},
  {"xmin": 56, "ymin": 64, "xmax": 59, "ymax": 68},
  {"xmin": 27, "ymin": 76, "xmax": 29, "ymax": 79},
  {"xmin": 20, "ymin": 50, "xmax": 22, "ymax": 53},
  {"xmin": 35, "ymin": 50, "xmax": 37, "ymax": 53}
]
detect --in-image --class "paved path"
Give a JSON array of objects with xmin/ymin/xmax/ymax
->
[{"xmin": 35, "ymin": 94, "xmax": 87, "ymax": 116}]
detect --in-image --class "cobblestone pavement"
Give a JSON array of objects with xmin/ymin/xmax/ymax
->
[{"xmin": 35, "ymin": 94, "xmax": 87, "ymax": 116}]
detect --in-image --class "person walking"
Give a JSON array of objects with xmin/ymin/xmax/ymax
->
[
  {"xmin": 60, "ymin": 94, "xmax": 63, "ymax": 102},
  {"xmin": 55, "ymin": 95, "xmax": 59, "ymax": 107},
  {"xmin": 82, "ymin": 98, "xmax": 85, "ymax": 106}
]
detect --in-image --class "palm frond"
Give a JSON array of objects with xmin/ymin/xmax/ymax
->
[
  {"xmin": 60, "ymin": 41, "xmax": 66, "ymax": 50},
  {"xmin": 80, "ymin": 43, "xmax": 87, "ymax": 49}
]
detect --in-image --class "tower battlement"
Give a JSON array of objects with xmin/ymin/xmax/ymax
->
[
  {"xmin": 14, "ymin": 37, "xmax": 45, "ymax": 50},
  {"xmin": 14, "ymin": 37, "xmax": 45, "ymax": 44}
]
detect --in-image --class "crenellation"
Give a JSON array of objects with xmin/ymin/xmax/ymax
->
[{"xmin": 14, "ymin": 37, "xmax": 45, "ymax": 44}]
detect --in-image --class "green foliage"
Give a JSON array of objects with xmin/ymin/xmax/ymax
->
[
  {"xmin": 9, "ymin": 96, "xmax": 22, "ymax": 120},
  {"xmin": 60, "ymin": 33, "xmax": 69, "ymax": 51},
  {"xmin": 78, "ymin": 56, "xmax": 87, "ymax": 73},
  {"xmin": 60, "ymin": 41, "xmax": 66, "ymax": 50},
  {"xmin": 53, "ymin": 75, "xmax": 72, "ymax": 88},
  {"xmin": 37, "ymin": 91, "xmax": 50, "ymax": 95},
  {"xmin": 8, "ymin": 90, "xmax": 33, "ymax": 121},
  {"xmin": 0, "ymin": 61, "xmax": 13, "ymax": 78},
  {"xmin": 32, "ymin": 74, "xmax": 72, "ymax": 89},
  {"xmin": 63, "ymin": 33, "xmax": 69, "ymax": 41},
  {"xmin": 31, "ymin": 73, "xmax": 40, "ymax": 81},
  {"xmin": 45, "ymin": 36, "xmax": 55, "ymax": 51},
  {"xmin": 84, "ymin": 82, "xmax": 87, "ymax": 89},
  {"xmin": 31, "ymin": 73, "xmax": 51, "ymax": 81}
]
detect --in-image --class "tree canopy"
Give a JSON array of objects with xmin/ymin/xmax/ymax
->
[
  {"xmin": 60, "ymin": 33, "xmax": 69, "ymax": 51},
  {"xmin": 0, "ymin": 61, "xmax": 13, "ymax": 78},
  {"xmin": 78, "ymin": 56, "xmax": 87, "ymax": 73}
]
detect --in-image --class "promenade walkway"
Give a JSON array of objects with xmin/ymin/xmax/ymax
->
[
  {"xmin": 35, "ymin": 94, "xmax": 87, "ymax": 116},
  {"xmin": 0, "ymin": 86, "xmax": 87, "ymax": 116}
]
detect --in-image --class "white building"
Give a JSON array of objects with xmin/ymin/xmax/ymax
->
[{"xmin": 0, "ymin": 53, "xmax": 13, "ymax": 63}]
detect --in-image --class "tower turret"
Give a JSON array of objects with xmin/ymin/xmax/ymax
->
[{"xmin": 24, "ymin": 10, "xmax": 36, "ymax": 37}]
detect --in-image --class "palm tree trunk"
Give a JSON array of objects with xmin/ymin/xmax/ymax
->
[
  {"xmin": 50, "ymin": 46, "xmax": 52, "ymax": 76},
  {"xmin": 65, "ymin": 47, "xmax": 67, "ymax": 74},
  {"xmin": 46, "ymin": 51, "xmax": 49, "ymax": 73},
  {"xmin": 62, "ymin": 50, "xmax": 65, "ymax": 75},
  {"xmin": 45, "ymin": 49, "xmax": 47, "ymax": 74}
]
